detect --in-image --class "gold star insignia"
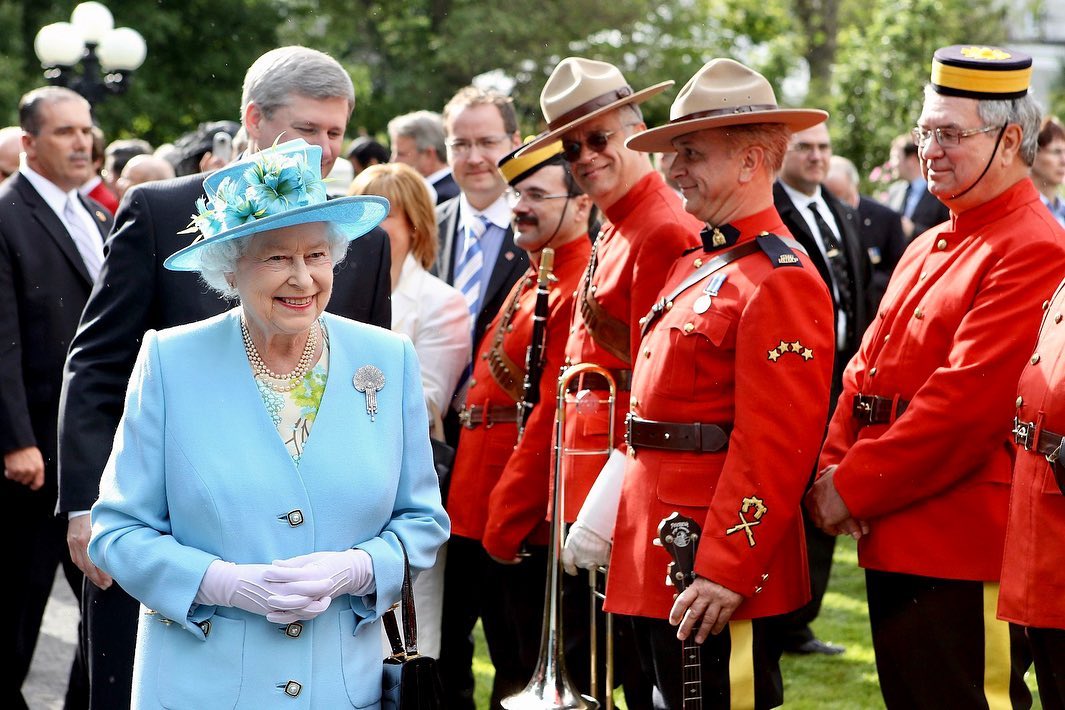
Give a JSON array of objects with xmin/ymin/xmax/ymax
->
[
  {"xmin": 790, "ymin": 340, "xmax": 802, "ymax": 352},
  {"xmin": 768, "ymin": 348, "xmax": 781, "ymax": 361},
  {"xmin": 767, "ymin": 339, "xmax": 814, "ymax": 364},
  {"xmin": 777, "ymin": 340, "xmax": 789, "ymax": 352},
  {"xmin": 801, "ymin": 347, "xmax": 814, "ymax": 360}
]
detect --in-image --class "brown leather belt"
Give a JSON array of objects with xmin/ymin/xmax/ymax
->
[
  {"xmin": 1012, "ymin": 418, "xmax": 1065, "ymax": 460},
  {"xmin": 458, "ymin": 404, "xmax": 519, "ymax": 429},
  {"xmin": 625, "ymin": 414, "xmax": 730, "ymax": 453},
  {"xmin": 852, "ymin": 395, "xmax": 909, "ymax": 428}
]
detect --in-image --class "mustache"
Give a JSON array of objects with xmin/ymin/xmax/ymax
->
[
  {"xmin": 514, "ymin": 214, "xmax": 538, "ymax": 226},
  {"xmin": 69, "ymin": 152, "xmax": 91, "ymax": 161}
]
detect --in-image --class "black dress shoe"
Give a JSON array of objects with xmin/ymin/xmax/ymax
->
[{"xmin": 789, "ymin": 638, "xmax": 845, "ymax": 655}]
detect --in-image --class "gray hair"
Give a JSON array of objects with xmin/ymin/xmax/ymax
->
[
  {"xmin": 196, "ymin": 226, "xmax": 350, "ymax": 298},
  {"xmin": 388, "ymin": 111, "xmax": 447, "ymax": 161},
  {"xmin": 923, "ymin": 85, "xmax": 1043, "ymax": 166},
  {"xmin": 241, "ymin": 46, "xmax": 355, "ymax": 121},
  {"xmin": 19, "ymin": 87, "xmax": 89, "ymax": 135},
  {"xmin": 828, "ymin": 154, "xmax": 860, "ymax": 187}
]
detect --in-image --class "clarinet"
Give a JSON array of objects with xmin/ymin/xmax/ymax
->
[{"xmin": 517, "ymin": 247, "xmax": 555, "ymax": 442}]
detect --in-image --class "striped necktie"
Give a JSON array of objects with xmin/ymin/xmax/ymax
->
[{"xmin": 454, "ymin": 214, "xmax": 490, "ymax": 324}]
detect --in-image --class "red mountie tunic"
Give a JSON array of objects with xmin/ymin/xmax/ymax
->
[
  {"xmin": 558, "ymin": 170, "xmax": 701, "ymax": 522},
  {"xmin": 819, "ymin": 179, "xmax": 1065, "ymax": 581},
  {"xmin": 448, "ymin": 237, "xmax": 591, "ymax": 552},
  {"xmin": 999, "ymin": 279, "xmax": 1065, "ymax": 630},
  {"xmin": 604, "ymin": 207, "xmax": 835, "ymax": 620}
]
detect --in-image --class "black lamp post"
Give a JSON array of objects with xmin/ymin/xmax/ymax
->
[{"xmin": 33, "ymin": 2, "xmax": 146, "ymax": 108}]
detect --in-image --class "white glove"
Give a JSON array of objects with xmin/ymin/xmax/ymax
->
[
  {"xmin": 266, "ymin": 549, "xmax": 376, "ymax": 601},
  {"xmin": 575, "ymin": 448, "xmax": 627, "ymax": 542},
  {"xmin": 195, "ymin": 560, "xmax": 317, "ymax": 620},
  {"xmin": 561, "ymin": 522, "xmax": 611, "ymax": 576}
]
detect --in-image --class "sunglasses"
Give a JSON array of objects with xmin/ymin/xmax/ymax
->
[{"xmin": 561, "ymin": 130, "xmax": 617, "ymax": 163}]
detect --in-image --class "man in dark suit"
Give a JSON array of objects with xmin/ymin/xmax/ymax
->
[
  {"xmin": 886, "ymin": 133, "xmax": 950, "ymax": 241},
  {"xmin": 389, "ymin": 110, "xmax": 460, "ymax": 205},
  {"xmin": 770, "ymin": 119, "xmax": 872, "ymax": 657},
  {"xmin": 434, "ymin": 88, "xmax": 527, "ymax": 363},
  {"xmin": 58, "ymin": 46, "xmax": 391, "ymax": 710},
  {"xmin": 826, "ymin": 154, "xmax": 906, "ymax": 309},
  {"xmin": 1, "ymin": 86, "xmax": 111, "ymax": 710}
]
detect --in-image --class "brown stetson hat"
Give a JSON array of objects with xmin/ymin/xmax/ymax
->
[
  {"xmin": 517, "ymin": 57, "xmax": 673, "ymax": 156},
  {"xmin": 626, "ymin": 58, "xmax": 827, "ymax": 153}
]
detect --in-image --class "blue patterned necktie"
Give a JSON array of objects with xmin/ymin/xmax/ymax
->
[{"xmin": 454, "ymin": 214, "xmax": 490, "ymax": 325}]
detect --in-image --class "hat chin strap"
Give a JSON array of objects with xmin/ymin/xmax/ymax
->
[{"xmin": 946, "ymin": 123, "xmax": 1007, "ymax": 201}]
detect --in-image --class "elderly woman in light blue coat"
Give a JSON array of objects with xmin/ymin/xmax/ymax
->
[{"xmin": 89, "ymin": 140, "xmax": 449, "ymax": 709}]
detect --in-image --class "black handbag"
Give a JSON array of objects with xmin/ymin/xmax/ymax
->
[{"xmin": 382, "ymin": 547, "xmax": 445, "ymax": 710}]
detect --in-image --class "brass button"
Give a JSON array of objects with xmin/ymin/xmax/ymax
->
[
  {"xmin": 564, "ymin": 357, "xmax": 572, "ymax": 366},
  {"xmin": 869, "ymin": 367, "xmax": 877, "ymax": 377},
  {"xmin": 282, "ymin": 680, "xmax": 302, "ymax": 698},
  {"xmin": 883, "ymin": 333, "xmax": 890, "ymax": 342},
  {"xmin": 630, "ymin": 396, "xmax": 638, "ymax": 407},
  {"xmin": 683, "ymin": 322, "xmax": 695, "ymax": 333},
  {"xmin": 693, "ymin": 258, "xmax": 703, "ymax": 268},
  {"xmin": 665, "ymin": 301, "xmax": 673, "ymax": 311},
  {"xmin": 1032, "ymin": 354, "xmax": 1041, "ymax": 365},
  {"xmin": 283, "ymin": 622, "xmax": 303, "ymax": 638},
  {"xmin": 1043, "ymin": 299, "xmax": 1051, "ymax": 311},
  {"xmin": 936, "ymin": 239, "xmax": 947, "ymax": 250},
  {"xmin": 469, "ymin": 378, "xmax": 477, "ymax": 387},
  {"xmin": 572, "ymin": 290, "xmax": 578, "ymax": 298},
  {"xmin": 914, "ymin": 307, "xmax": 924, "ymax": 320},
  {"xmin": 1055, "ymin": 314, "xmax": 1063, "ymax": 324},
  {"xmin": 878, "ymin": 311, "xmax": 885, "ymax": 319},
  {"xmin": 481, "ymin": 352, "xmax": 488, "ymax": 360},
  {"xmin": 643, "ymin": 349, "xmax": 651, "ymax": 358},
  {"xmin": 754, "ymin": 586, "xmax": 763, "ymax": 594},
  {"xmin": 506, "ymin": 324, "xmax": 514, "ymax": 332},
  {"xmin": 920, "ymin": 272, "xmax": 927, "ymax": 280},
  {"xmin": 1016, "ymin": 396, "xmax": 1024, "ymax": 408},
  {"xmin": 590, "ymin": 285, "xmax": 597, "ymax": 294}
]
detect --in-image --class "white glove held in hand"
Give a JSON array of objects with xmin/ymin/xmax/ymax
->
[
  {"xmin": 561, "ymin": 522, "xmax": 611, "ymax": 576},
  {"xmin": 266, "ymin": 549, "xmax": 376, "ymax": 600},
  {"xmin": 195, "ymin": 560, "xmax": 315, "ymax": 619}
]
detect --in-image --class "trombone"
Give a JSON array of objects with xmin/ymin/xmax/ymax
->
[{"xmin": 502, "ymin": 362, "xmax": 616, "ymax": 710}]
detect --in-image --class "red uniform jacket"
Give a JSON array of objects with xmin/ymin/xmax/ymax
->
[
  {"xmin": 820, "ymin": 179, "xmax": 1065, "ymax": 581},
  {"xmin": 558, "ymin": 171, "xmax": 701, "ymax": 521},
  {"xmin": 605, "ymin": 208, "xmax": 835, "ymax": 620},
  {"xmin": 448, "ymin": 237, "xmax": 590, "ymax": 555},
  {"xmin": 1000, "ymin": 278, "xmax": 1065, "ymax": 630}
]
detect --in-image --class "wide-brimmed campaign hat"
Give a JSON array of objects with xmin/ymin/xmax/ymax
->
[
  {"xmin": 930, "ymin": 45, "xmax": 1033, "ymax": 100},
  {"xmin": 625, "ymin": 58, "xmax": 828, "ymax": 153},
  {"xmin": 165, "ymin": 139, "xmax": 388, "ymax": 271},
  {"xmin": 517, "ymin": 57, "xmax": 673, "ymax": 155}
]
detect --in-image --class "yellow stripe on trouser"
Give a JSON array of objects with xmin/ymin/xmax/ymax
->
[
  {"xmin": 983, "ymin": 583, "xmax": 1012, "ymax": 710},
  {"xmin": 728, "ymin": 619, "xmax": 755, "ymax": 710}
]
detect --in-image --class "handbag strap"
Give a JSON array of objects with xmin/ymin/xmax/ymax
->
[{"xmin": 399, "ymin": 545, "xmax": 419, "ymax": 656}]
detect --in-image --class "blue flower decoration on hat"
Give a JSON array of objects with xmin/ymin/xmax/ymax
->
[{"xmin": 165, "ymin": 139, "xmax": 388, "ymax": 272}]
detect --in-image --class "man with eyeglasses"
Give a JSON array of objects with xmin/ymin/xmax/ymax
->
[
  {"xmin": 516, "ymin": 56, "xmax": 701, "ymax": 707},
  {"xmin": 769, "ymin": 118, "xmax": 872, "ymax": 658},
  {"xmin": 442, "ymin": 141, "xmax": 593, "ymax": 709},
  {"xmin": 806, "ymin": 45, "xmax": 1065, "ymax": 708}
]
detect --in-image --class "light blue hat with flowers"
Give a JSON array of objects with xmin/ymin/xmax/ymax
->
[{"xmin": 164, "ymin": 139, "xmax": 389, "ymax": 271}]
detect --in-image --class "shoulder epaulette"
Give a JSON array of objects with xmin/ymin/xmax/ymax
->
[{"xmin": 756, "ymin": 232, "xmax": 803, "ymax": 268}]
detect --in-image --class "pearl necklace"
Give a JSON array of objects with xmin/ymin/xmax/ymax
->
[{"xmin": 240, "ymin": 315, "xmax": 321, "ymax": 392}]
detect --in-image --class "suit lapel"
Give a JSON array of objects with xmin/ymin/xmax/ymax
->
[
  {"xmin": 435, "ymin": 199, "xmax": 460, "ymax": 282},
  {"xmin": 78, "ymin": 193, "xmax": 112, "ymax": 239},
  {"xmin": 482, "ymin": 225, "xmax": 522, "ymax": 314},
  {"xmin": 16, "ymin": 176, "xmax": 92, "ymax": 286},
  {"xmin": 774, "ymin": 181, "xmax": 832, "ymax": 287}
]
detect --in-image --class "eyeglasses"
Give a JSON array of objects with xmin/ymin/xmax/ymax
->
[
  {"xmin": 507, "ymin": 188, "xmax": 571, "ymax": 203},
  {"xmin": 561, "ymin": 130, "xmax": 617, "ymax": 163},
  {"xmin": 445, "ymin": 135, "xmax": 511, "ymax": 156},
  {"xmin": 790, "ymin": 142, "xmax": 832, "ymax": 155},
  {"xmin": 911, "ymin": 124, "xmax": 1002, "ymax": 149}
]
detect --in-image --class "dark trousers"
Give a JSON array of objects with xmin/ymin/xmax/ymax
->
[
  {"xmin": 438, "ymin": 536, "xmax": 546, "ymax": 709},
  {"xmin": 628, "ymin": 614, "xmax": 783, "ymax": 710},
  {"xmin": 866, "ymin": 569, "xmax": 1032, "ymax": 709},
  {"xmin": 763, "ymin": 511, "xmax": 835, "ymax": 648},
  {"xmin": 4, "ymin": 480, "xmax": 88, "ymax": 710},
  {"xmin": 1027, "ymin": 626, "xmax": 1065, "ymax": 710},
  {"xmin": 562, "ymin": 569, "xmax": 654, "ymax": 709},
  {"xmin": 81, "ymin": 578, "xmax": 138, "ymax": 709}
]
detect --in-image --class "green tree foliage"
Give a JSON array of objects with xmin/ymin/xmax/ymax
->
[
  {"xmin": 2, "ymin": 1, "xmax": 280, "ymax": 146},
  {"xmin": 829, "ymin": 0, "xmax": 1008, "ymax": 184}
]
